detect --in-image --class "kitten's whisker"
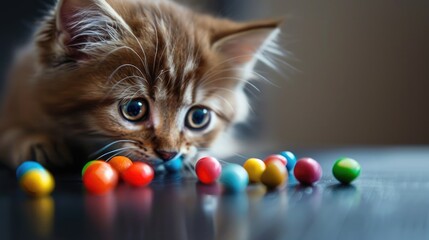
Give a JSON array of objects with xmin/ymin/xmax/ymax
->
[
  {"xmin": 106, "ymin": 148, "xmax": 134, "ymax": 161},
  {"xmin": 89, "ymin": 139, "xmax": 138, "ymax": 158},
  {"xmin": 108, "ymin": 63, "xmax": 145, "ymax": 82},
  {"xmin": 199, "ymin": 52, "xmax": 285, "ymax": 89},
  {"xmin": 200, "ymin": 74, "xmax": 261, "ymax": 93},
  {"xmin": 199, "ymin": 54, "xmax": 256, "ymax": 81},
  {"xmin": 250, "ymin": 71, "xmax": 279, "ymax": 88},
  {"xmin": 151, "ymin": 18, "xmax": 160, "ymax": 73},
  {"xmin": 104, "ymin": 75, "xmax": 147, "ymax": 100},
  {"xmin": 199, "ymin": 67, "xmax": 242, "ymax": 86},
  {"xmin": 126, "ymin": 89, "xmax": 146, "ymax": 103},
  {"xmin": 184, "ymin": 161, "xmax": 197, "ymax": 177},
  {"xmin": 154, "ymin": 69, "xmax": 169, "ymax": 82},
  {"xmin": 124, "ymin": 26, "xmax": 151, "ymax": 78},
  {"xmin": 96, "ymin": 146, "xmax": 139, "ymax": 160},
  {"xmin": 209, "ymin": 94, "xmax": 235, "ymax": 113},
  {"xmin": 199, "ymin": 68, "xmax": 259, "ymax": 90},
  {"xmin": 208, "ymin": 87, "xmax": 254, "ymax": 111},
  {"xmin": 115, "ymin": 85, "xmax": 144, "ymax": 101},
  {"xmin": 199, "ymin": 51, "xmax": 279, "ymax": 84},
  {"xmin": 102, "ymin": 46, "xmax": 145, "ymax": 65},
  {"xmin": 217, "ymin": 159, "xmax": 232, "ymax": 166}
]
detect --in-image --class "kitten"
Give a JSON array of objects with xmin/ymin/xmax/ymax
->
[{"xmin": 0, "ymin": 0, "xmax": 281, "ymax": 169}]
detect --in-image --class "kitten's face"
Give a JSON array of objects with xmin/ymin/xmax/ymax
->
[{"xmin": 35, "ymin": 0, "xmax": 279, "ymax": 164}]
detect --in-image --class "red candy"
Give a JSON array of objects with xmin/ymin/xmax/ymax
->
[
  {"xmin": 293, "ymin": 158, "xmax": 322, "ymax": 185},
  {"xmin": 264, "ymin": 154, "xmax": 287, "ymax": 166},
  {"xmin": 195, "ymin": 157, "xmax": 222, "ymax": 184},
  {"xmin": 83, "ymin": 161, "xmax": 118, "ymax": 194},
  {"xmin": 122, "ymin": 162, "xmax": 154, "ymax": 187}
]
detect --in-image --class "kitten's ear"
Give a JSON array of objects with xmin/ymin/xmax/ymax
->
[
  {"xmin": 56, "ymin": 0, "xmax": 130, "ymax": 59},
  {"xmin": 212, "ymin": 20, "xmax": 282, "ymax": 73}
]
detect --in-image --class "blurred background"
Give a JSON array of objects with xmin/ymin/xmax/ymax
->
[{"xmin": 1, "ymin": 0, "xmax": 428, "ymax": 149}]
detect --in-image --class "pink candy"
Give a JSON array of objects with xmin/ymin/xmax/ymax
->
[{"xmin": 293, "ymin": 158, "xmax": 322, "ymax": 185}]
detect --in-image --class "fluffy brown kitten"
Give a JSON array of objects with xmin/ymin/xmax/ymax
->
[{"xmin": 0, "ymin": 0, "xmax": 281, "ymax": 168}]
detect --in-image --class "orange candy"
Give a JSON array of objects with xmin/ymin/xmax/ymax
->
[
  {"xmin": 83, "ymin": 161, "xmax": 118, "ymax": 194},
  {"xmin": 108, "ymin": 156, "xmax": 133, "ymax": 174},
  {"xmin": 261, "ymin": 161, "xmax": 288, "ymax": 189}
]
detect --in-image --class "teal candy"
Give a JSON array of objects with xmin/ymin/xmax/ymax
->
[
  {"xmin": 220, "ymin": 164, "xmax": 249, "ymax": 193},
  {"xmin": 280, "ymin": 151, "xmax": 297, "ymax": 171},
  {"xmin": 16, "ymin": 161, "xmax": 44, "ymax": 180},
  {"xmin": 165, "ymin": 156, "xmax": 183, "ymax": 173}
]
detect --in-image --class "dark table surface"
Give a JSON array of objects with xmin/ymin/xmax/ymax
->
[{"xmin": 1, "ymin": 146, "xmax": 429, "ymax": 240}]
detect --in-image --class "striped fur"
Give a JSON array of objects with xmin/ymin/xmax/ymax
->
[{"xmin": 0, "ymin": 0, "xmax": 282, "ymax": 167}]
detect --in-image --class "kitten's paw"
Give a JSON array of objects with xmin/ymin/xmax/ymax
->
[{"xmin": 0, "ymin": 128, "xmax": 73, "ymax": 168}]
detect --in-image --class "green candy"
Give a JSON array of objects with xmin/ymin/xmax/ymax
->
[
  {"xmin": 81, "ymin": 160, "xmax": 101, "ymax": 176},
  {"xmin": 332, "ymin": 157, "xmax": 361, "ymax": 184}
]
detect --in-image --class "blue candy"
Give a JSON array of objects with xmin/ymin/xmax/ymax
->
[
  {"xmin": 280, "ymin": 151, "xmax": 297, "ymax": 171},
  {"xmin": 220, "ymin": 164, "xmax": 249, "ymax": 193},
  {"xmin": 16, "ymin": 161, "xmax": 44, "ymax": 179},
  {"xmin": 165, "ymin": 155, "xmax": 183, "ymax": 173}
]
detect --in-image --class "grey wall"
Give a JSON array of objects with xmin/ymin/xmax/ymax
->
[{"xmin": 1, "ymin": 0, "xmax": 428, "ymax": 148}]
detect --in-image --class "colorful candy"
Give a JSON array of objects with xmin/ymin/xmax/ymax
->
[
  {"xmin": 261, "ymin": 161, "xmax": 287, "ymax": 189},
  {"xmin": 20, "ymin": 168, "xmax": 55, "ymax": 197},
  {"xmin": 195, "ymin": 157, "xmax": 222, "ymax": 184},
  {"xmin": 294, "ymin": 158, "xmax": 322, "ymax": 185},
  {"xmin": 165, "ymin": 155, "xmax": 184, "ymax": 173},
  {"xmin": 220, "ymin": 164, "xmax": 249, "ymax": 193},
  {"xmin": 83, "ymin": 161, "xmax": 118, "ymax": 194},
  {"xmin": 243, "ymin": 158, "xmax": 266, "ymax": 183},
  {"xmin": 108, "ymin": 156, "xmax": 133, "ymax": 174},
  {"xmin": 263, "ymin": 154, "xmax": 287, "ymax": 166},
  {"xmin": 17, "ymin": 161, "xmax": 54, "ymax": 197},
  {"xmin": 280, "ymin": 151, "xmax": 297, "ymax": 171},
  {"xmin": 82, "ymin": 160, "xmax": 103, "ymax": 176},
  {"xmin": 332, "ymin": 157, "xmax": 361, "ymax": 184},
  {"xmin": 16, "ymin": 161, "xmax": 44, "ymax": 179},
  {"xmin": 122, "ymin": 162, "xmax": 154, "ymax": 187}
]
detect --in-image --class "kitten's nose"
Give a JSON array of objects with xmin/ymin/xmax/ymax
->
[{"xmin": 155, "ymin": 150, "xmax": 178, "ymax": 161}]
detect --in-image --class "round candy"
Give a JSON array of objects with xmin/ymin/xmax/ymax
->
[
  {"xmin": 263, "ymin": 154, "xmax": 287, "ymax": 167},
  {"xmin": 261, "ymin": 161, "xmax": 287, "ymax": 189},
  {"xmin": 195, "ymin": 157, "xmax": 222, "ymax": 184},
  {"xmin": 83, "ymin": 161, "xmax": 118, "ymax": 194},
  {"xmin": 280, "ymin": 151, "xmax": 297, "ymax": 171},
  {"xmin": 165, "ymin": 156, "xmax": 183, "ymax": 173},
  {"xmin": 294, "ymin": 158, "xmax": 322, "ymax": 185},
  {"xmin": 332, "ymin": 157, "xmax": 361, "ymax": 184},
  {"xmin": 220, "ymin": 164, "xmax": 249, "ymax": 193},
  {"xmin": 20, "ymin": 169, "xmax": 55, "ymax": 197},
  {"xmin": 108, "ymin": 156, "xmax": 133, "ymax": 174},
  {"xmin": 122, "ymin": 162, "xmax": 154, "ymax": 187},
  {"xmin": 243, "ymin": 158, "xmax": 266, "ymax": 183},
  {"xmin": 16, "ymin": 161, "xmax": 44, "ymax": 180},
  {"xmin": 81, "ymin": 160, "xmax": 104, "ymax": 176}
]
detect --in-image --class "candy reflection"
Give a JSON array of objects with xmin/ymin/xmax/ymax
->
[
  {"xmin": 215, "ymin": 193, "xmax": 250, "ymax": 240},
  {"xmin": 23, "ymin": 196, "xmax": 54, "ymax": 239}
]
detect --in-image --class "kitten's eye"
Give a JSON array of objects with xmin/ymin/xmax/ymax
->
[
  {"xmin": 120, "ymin": 99, "xmax": 149, "ymax": 122},
  {"xmin": 185, "ymin": 107, "xmax": 211, "ymax": 130}
]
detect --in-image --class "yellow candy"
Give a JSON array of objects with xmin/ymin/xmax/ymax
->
[
  {"xmin": 20, "ymin": 169, "xmax": 55, "ymax": 197},
  {"xmin": 243, "ymin": 158, "xmax": 266, "ymax": 183},
  {"xmin": 261, "ymin": 161, "xmax": 287, "ymax": 189}
]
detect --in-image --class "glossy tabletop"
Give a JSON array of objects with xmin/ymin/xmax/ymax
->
[{"xmin": 1, "ymin": 146, "xmax": 429, "ymax": 240}]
